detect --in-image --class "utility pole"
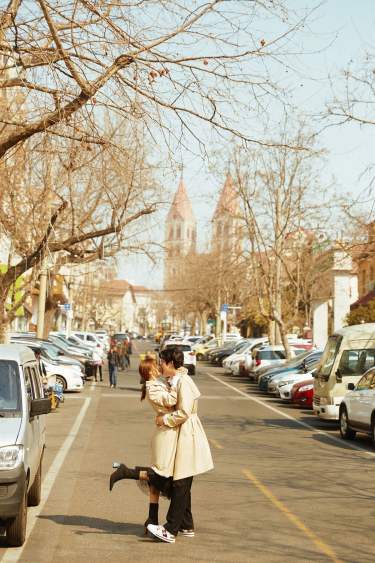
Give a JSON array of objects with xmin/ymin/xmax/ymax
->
[{"xmin": 37, "ymin": 261, "xmax": 47, "ymax": 339}]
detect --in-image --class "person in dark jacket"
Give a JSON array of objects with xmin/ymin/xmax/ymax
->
[{"xmin": 107, "ymin": 346, "xmax": 120, "ymax": 388}]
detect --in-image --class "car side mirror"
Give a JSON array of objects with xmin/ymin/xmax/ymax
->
[
  {"xmin": 347, "ymin": 382, "xmax": 355, "ymax": 391},
  {"xmin": 30, "ymin": 398, "xmax": 51, "ymax": 417},
  {"xmin": 335, "ymin": 369, "xmax": 342, "ymax": 383}
]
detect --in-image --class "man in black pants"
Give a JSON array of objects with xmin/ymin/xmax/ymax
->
[{"xmin": 147, "ymin": 347, "xmax": 213, "ymax": 544}]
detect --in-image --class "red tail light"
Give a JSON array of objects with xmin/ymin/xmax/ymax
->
[{"xmin": 255, "ymin": 358, "xmax": 261, "ymax": 366}]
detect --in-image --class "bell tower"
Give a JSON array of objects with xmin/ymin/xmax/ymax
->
[
  {"xmin": 211, "ymin": 173, "xmax": 241, "ymax": 255},
  {"xmin": 164, "ymin": 177, "xmax": 197, "ymax": 290}
]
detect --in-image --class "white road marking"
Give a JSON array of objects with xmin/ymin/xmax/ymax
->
[
  {"xmin": 207, "ymin": 373, "xmax": 375, "ymax": 459},
  {"xmin": 1, "ymin": 397, "xmax": 92, "ymax": 562}
]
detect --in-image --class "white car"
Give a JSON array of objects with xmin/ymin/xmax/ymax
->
[
  {"xmin": 42, "ymin": 359, "xmax": 83, "ymax": 392},
  {"xmin": 249, "ymin": 345, "xmax": 288, "ymax": 380},
  {"xmin": 339, "ymin": 367, "xmax": 375, "ymax": 445},
  {"xmin": 223, "ymin": 338, "xmax": 268, "ymax": 375},
  {"xmin": 277, "ymin": 372, "xmax": 315, "ymax": 400},
  {"xmin": 161, "ymin": 341, "xmax": 197, "ymax": 376}
]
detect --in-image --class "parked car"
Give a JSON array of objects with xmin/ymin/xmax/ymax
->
[
  {"xmin": 277, "ymin": 370, "xmax": 317, "ymax": 401},
  {"xmin": 258, "ymin": 350, "xmax": 321, "ymax": 392},
  {"xmin": 291, "ymin": 379, "xmax": 314, "ymax": 409},
  {"xmin": 72, "ymin": 331, "xmax": 104, "ymax": 353},
  {"xmin": 0, "ymin": 345, "xmax": 51, "ymax": 546},
  {"xmin": 10, "ymin": 341, "xmax": 84, "ymax": 391},
  {"xmin": 268, "ymin": 353, "xmax": 322, "ymax": 395},
  {"xmin": 250, "ymin": 345, "xmax": 289, "ymax": 381},
  {"xmin": 209, "ymin": 340, "xmax": 248, "ymax": 366},
  {"xmin": 314, "ymin": 323, "xmax": 375, "ymax": 421},
  {"xmin": 193, "ymin": 338, "xmax": 222, "ymax": 360},
  {"xmin": 339, "ymin": 367, "xmax": 375, "ymax": 445},
  {"xmin": 224, "ymin": 338, "xmax": 268, "ymax": 375}
]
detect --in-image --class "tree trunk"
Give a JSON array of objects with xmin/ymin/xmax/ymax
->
[{"xmin": 0, "ymin": 300, "xmax": 10, "ymax": 344}]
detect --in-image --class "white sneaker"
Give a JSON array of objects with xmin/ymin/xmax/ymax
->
[
  {"xmin": 147, "ymin": 524, "xmax": 176, "ymax": 543},
  {"xmin": 179, "ymin": 529, "xmax": 195, "ymax": 537}
]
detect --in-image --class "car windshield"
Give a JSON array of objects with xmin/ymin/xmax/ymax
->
[
  {"xmin": 233, "ymin": 341, "xmax": 249, "ymax": 353},
  {"xmin": 40, "ymin": 342, "xmax": 60, "ymax": 360},
  {"xmin": 319, "ymin": 336, "xmax": 342, "ymax": 378},
  {"xmin": 0, "ymin": 360, "xmax": 21, "ymax": 414}
]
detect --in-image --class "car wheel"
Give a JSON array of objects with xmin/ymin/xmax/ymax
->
[
  {"xmin": 339, "ymin": 407, "xmax": 356, "ymax": 440},
  {"xmin": 371, "ymin": 414, "xmax": 375, "ymax": 449},
  {"xmin": 55, "ymin": 375, "xmax": 67, "ymax": 391},
  {"xmin": 196, "ymin": 354, "xmax": 203, "ymax": 361},
  {"xmin": 28, "ymin": 458, "xmax": 42, "ymax": 507},
  {"xmin": 6, "ymin": 484, "xmax": 28, "ymax": 547}
]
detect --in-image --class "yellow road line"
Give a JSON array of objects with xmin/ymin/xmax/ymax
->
[
  {"xmin": 242, "ymin": 469, "xmax": 342, "ymax": 563},
  {"xmin": 210, "ymin": 438, "xmax": 224, "ymax": 450}
]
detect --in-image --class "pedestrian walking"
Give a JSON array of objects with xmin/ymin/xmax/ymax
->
[
  {"xmin": 107, "ymin": 345, "xmax": 119, "ymax": 388},
  {"xmin": 123, "ymin": 340, "xmax": 130, "ymax": 369},
  {"xmin": 92, "ymin": 344, "xmax": 103, "ymax": 382}
]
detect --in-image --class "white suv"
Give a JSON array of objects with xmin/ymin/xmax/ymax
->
[
  {"xmin": 339, "ymin": 367, "xmax": 375, "ymax": 446},
  {"xmin": 161, "ymin": 341, "xmax": 197, "ymax": 376}
]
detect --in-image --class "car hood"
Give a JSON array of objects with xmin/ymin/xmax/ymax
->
[{"xmin": 0, "ymin": 417, "xmax": 22, "ymax": 446}]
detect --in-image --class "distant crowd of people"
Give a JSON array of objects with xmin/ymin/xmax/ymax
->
[{"xmin": 107, "ymin": 339, "xmax": 132, "ymax": 388}]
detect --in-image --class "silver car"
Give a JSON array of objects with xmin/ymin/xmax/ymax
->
[{"xmin": 0, "ymin": 345, "xmax": 50, "ymax": 546}]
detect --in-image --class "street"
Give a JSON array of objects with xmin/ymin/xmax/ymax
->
[{"xmin": 1, "ymin": 341, "xmax": 374, "ymax": 563}]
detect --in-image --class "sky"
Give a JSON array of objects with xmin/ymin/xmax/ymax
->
[{"xmin": 119, "ymin": 0, "xmax": 375, "ymax": 289}]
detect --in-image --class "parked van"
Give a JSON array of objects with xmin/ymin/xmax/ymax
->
[
  {"xmin": 0, "ymin": 345, "xmax": 50, "ymax": 546},
  {"xmin": 313, "ymin": 324, "xmax": 375, "ymax": 420}
]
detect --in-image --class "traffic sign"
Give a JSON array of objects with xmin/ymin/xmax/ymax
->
[{"xmin": 221, "ymin": 304, "xmax": 228, "ymax": 313}]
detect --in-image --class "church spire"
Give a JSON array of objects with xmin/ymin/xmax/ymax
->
[
  {"xmin": 213, "ymin": 173, "xmax": 239, "ymax": 219},
  {"xmin": 167, "ymin": 176, "xmax": 195, "ymax": 222}
]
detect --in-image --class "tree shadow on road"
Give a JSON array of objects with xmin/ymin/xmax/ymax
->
[{"xmin": 38, "ymin": 514, "xmax": 146, "ymax": 537}]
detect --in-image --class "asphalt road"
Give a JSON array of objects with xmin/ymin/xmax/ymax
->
[{"xmin": 1, "ymin": 341, "xmax": 374, "ymax": 563}]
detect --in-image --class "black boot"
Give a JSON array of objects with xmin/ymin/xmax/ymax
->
[
  {"xmin": 109, "ymin": 463, "xmax": 139, "ymax": 491},
  {"xmin": 144, "ymin": 503, "xmax": 159, "ymax": 535}
]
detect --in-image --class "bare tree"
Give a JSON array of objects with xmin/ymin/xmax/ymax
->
[{"xmin": 232, "ymin": 125, "xmax": 328, "ymax": 356}]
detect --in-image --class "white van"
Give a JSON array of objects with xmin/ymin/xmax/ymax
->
[
  {"xmin": 313, "ymin": 324, "xmax": 375, "ymax": 420},
  {"xmin": 0, "ymin": 345, "xmax": 50, "ymax": 546}
]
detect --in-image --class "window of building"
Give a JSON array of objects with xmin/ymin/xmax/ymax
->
[
  {"xmin": 169, "ymin": 227, "xmax": 174, "ymax": 240},
  {"xmin": 176, "ymin": 226, "xmax": 181, "ymax": 239}
]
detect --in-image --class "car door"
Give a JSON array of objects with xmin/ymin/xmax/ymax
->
[
  {"xmin": 358, "ymin": 369, "xmax": 375, "ymax": 428},
  {"xmin": 23, "ymin": 364, "xmax": 39, "ymax": 482},
  {"xmin": 29, "ymin": 363, "xmax": 45, "ymax": 462},
  {"xmin": 348, "ymin": 372, "xmax": 373, "ymax": 426}
]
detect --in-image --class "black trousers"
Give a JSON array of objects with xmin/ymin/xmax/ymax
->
[{"xmin": 164, "ymin": 476, "xmax": 194, "ymax": 536}]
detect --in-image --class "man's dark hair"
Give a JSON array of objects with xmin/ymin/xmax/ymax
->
[{"xmin": 159, "ymin": 347, "xmax": 184, "ymax": 369}]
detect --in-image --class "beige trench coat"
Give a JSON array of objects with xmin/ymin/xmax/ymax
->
[
  {"xmin": 163, "ymin": 368, "xmax": 214, "ymax": 481},
  {"xmin": 146, "ymin": 378, "xmax": 179, "ymax": 478}
]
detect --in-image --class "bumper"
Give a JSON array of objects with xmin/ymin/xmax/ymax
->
[
  {"xmin": 0, "ymin": 464, "xmax": 26, "ymax": 520},
  {"xmin": 313, "ymin": 403, "xmax": 339, "ymax": 420}
]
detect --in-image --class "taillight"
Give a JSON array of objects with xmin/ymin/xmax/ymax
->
[{"xmin": 256, "ymin": 358, "xmax": 261, "ymax": 366}]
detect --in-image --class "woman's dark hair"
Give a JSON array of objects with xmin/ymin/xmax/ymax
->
[
  {"xmin": 139, "ymin": 358, "xmax": 157, "ymax": 401},
  {"xmin": 159, "ymin": 347, "xmax": 184, "ymax": 369}
]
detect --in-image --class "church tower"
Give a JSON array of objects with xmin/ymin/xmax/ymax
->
[
  {"xmin": 211, "ymin": 173, "xmax": 241, "ymax": 254},
  {"xmin": 164, "ymin": 177, "xmax": 197, "ymax": 290}
]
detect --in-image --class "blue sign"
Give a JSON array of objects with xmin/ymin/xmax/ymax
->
[
  {"xmin": 63, "ymin": 303, "xmax": 71, "ymax": 310},
  {"xmin": 221, "ymin": 304, "xmax": 228, "ymax": 313}
]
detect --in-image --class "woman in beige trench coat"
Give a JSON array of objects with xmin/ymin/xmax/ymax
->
[
  {"xmin": 147, "ymin": 347, "xmax": 214, "ymax": 544},
  {"xmin": 109, "ymin": 357, "xmax": 180, "ymax": 534}
]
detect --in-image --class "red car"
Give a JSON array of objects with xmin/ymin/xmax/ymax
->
[{"xmin": 291, "ymin": 378, "xmax": 314, "ymax": 409}]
